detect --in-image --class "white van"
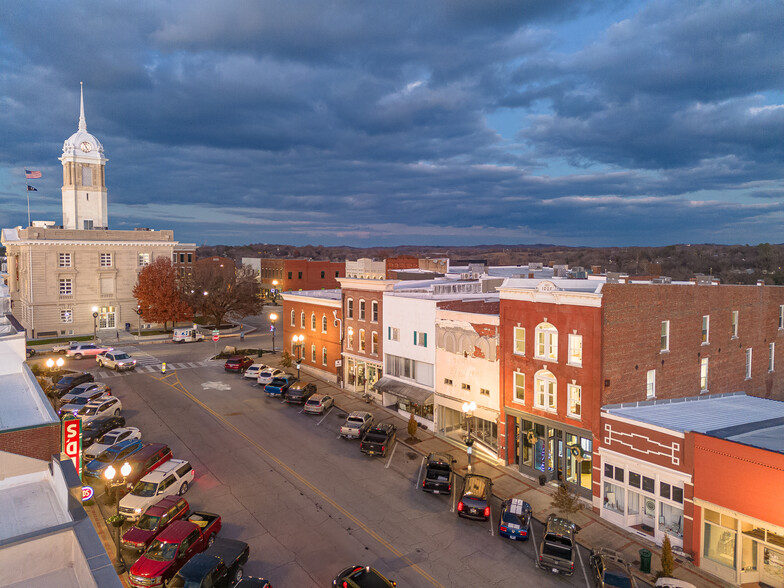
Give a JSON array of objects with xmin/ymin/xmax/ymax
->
[
  {"xmin": 119, "ymin": 459, "xmax": 194, "ymax": 521},
  {"xmin": 172, "ymin": 327, "xmax": 204, "ymax": 343}
]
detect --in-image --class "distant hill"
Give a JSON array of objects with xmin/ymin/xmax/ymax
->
[{"xmin": 196, "ymin": 242, "xmax": 784, "ymax": 286}]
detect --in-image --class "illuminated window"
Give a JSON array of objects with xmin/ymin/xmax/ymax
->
[
  {"xmin": 702, "ymin": 315, "xmax": 710, "ymax": 344},
  {"xmin": 534, "ymin": 369, "xmax": 556, "ymax": 411},
  {"xmin": 371, "ymin": 332, "xmax": 378, "ymax": 355},
  {"xmin": 746, "ymin": 348, "xmax": 752, "ymax": 379},
  {"xmin": 359, "ymin": 329, "xmax": 366, "ymax": 352},
  {"xmin": 731, "ymin": 310, "xmax": 738, "ymax": 338},
  {"xmin": 568, "ymin": 334, "xmax": 582, "ymax": 367},
  {"xmin": 535, "ymin": 323, "xmax": 558, "ymax": 361},
  {"xmin": 700, "ymin": 358, "xmax": 709, "ymax": 391},
  {"xmin": 567, "ymin": 384, "xmax": 581, "ymax": 418},
  {"xmin": 514, "ymin": 372, "xmax": 525, "ymax": 403},
  {"xmin": 661, "ymin": 320, "xmax": 670, "ymax": 352},
  {"xmin": 513, "ymin": 327, "xmax": 525, "ymax": 355}
]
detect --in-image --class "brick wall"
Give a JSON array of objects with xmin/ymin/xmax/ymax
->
[
  {"xmin": 0, "ymin": 423, "xmax": 61, "ymax": 462},
  {"xmin": 342, "ymin": 288, "xmax": 384, "ymax": 361},
  {"xmin": 601, "ymin": 283, "xmax": 784, "ymax": 405},
  {"xmin": 282, "ymin": 298, "xmax": 342, "ymax": 378}
]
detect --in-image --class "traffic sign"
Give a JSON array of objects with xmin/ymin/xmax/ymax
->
[{"xmin": 212, "ymin": 334, "xmax": 219, "ymax": 342}]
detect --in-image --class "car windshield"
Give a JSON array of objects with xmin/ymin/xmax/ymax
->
[
  {"xmin": 135, "ymin": 514, "xmax": 160, "ymax": 531},
  {"xmin": 463, "ymin": 477, "xmax": 488, "ymax": 498},
  {"xmin": 269, "ymin": 378, "xmax": 286, "ymax": 385},
  {"xmin": 347, "ymin": 568, "xmax": 389, "ymax": 587},
  {"xmin": 501, "ymin": 509, "xmax": 527, "ymax": 525},
  {"xmin": 144, "ymin": 540, "xmax": 178, "ymax": 561},
  {"xmin": 305, "ymin": 399, "xmax": 319, "ymax": 405},
  {"xmin": 98, "ymin": 432, "xmax": 120, "ymax": 445},
  {"xmin": 78, "ymin": 405, "xmax": 99, "ymax": 415},
  {"xmin": 347, "ymin": 418, "xmax": 363, "ymax": 425},
  {"xmin": 95, "ymin": 450, "xmax": 118, "ymax": 463},
  {"xmin": 113, "ymin": 353, "xmax": 131, "ymax": 360},
  {"xmin": 58, "ymin": 377, "xmax": 75, "ymax": 385},
  {"xmin": 132, "ymin": 481, "xmax": 158, "ymax": 497},
  {"xmin": 70, "ymin": 396, "xmax": 94, "ymax": 405}
]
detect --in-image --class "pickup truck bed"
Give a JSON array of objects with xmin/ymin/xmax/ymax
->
[{"xmin": 171, "ymin": 537, "xmax": 249, "ymax": 588}]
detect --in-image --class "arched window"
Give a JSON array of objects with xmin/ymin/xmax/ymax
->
[
  {"xmin": 371, "ymin": 332, "xmax": 378, "ymax": 355},
  {"xmin": 301, "ymin": 311, "xmax": 306, "ymax": 328},
  {"xmin": 371, "ymin": 301, "xmax": 379, "ymax": 322},
  {"xmin": 444, "ymin": 333, "xmax": 456, "ymax": 353},
  {"xmin": 534, "ymin": 369, "xmax": 557, "ymax": 411},
  {"xmin": 359, "ymin": 299, "xmax": 366, "ymax": 321},
  {"xmin": 322, "ymin": 315, "xmax": 328, "ymax": 333},
  {"xmin": 322, "ymin": 347, "xmax": 328, "ymax": 366},
  {"xmin": 535, "ymin": 322, "xmax": 558, "ymax": 361},
  {"xmin": 311, "ymin": 344, "xmax": 316, "ymax": 362},
  {"xmin": 311, "ymin": 312, "xmax": 316, "ymax": 330},
  {"xmin": 346, "ymin": 298, "xmax": 354, "ymax": 319},
  {"xmin": 290, "ymin": 309, "xmax": 295, "ymax": 326}
]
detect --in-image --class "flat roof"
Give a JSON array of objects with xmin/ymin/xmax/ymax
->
[
  {"xmin": 0, "ymin": 474, "xmax": 71, "ymax": 542},
  {"xmin": 499, "ymin": 277, "xmax": 605, "ymax": 293},
  {"xmin": 281, "ymin": 289, "xmax": 341, "ymax": 300},
  {"xmin": 0, "ymin": 372, "xmax": 59, "ymax": 432}
]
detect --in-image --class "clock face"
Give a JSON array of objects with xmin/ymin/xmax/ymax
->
[{"xmin": 80, "ymin": 141, "xmax": 92, "ymax": 153}]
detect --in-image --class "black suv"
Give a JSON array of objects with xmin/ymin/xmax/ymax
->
[
  {"xmin": 589, "ymin": 548, "xmax": 637, "ymax": 588},
  {"xmin": 284, "ymin": 381, "xmax": 317, "ymax": 404},
  {"xmin": 81, "ymin": 415, "xmax": 126, "ymax": 447},
  {"xmin": 457, "ymin": 474, "xmax": 493, "ymax": 521},
  {"xmin": 51, "ymin": 372, "xmax": 95, "ymax": 398}
]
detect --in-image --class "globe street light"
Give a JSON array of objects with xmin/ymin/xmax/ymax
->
[
  {"xmin": 104, "ymin": 461, "xmax": 132, "ymax": 574},
  {"xmin": 271, "ymin": 279, "xmax": 279, "ymax": 302},
  {"xmin": 269, "ymin": 313, "xmax": 278, "ymax": 352},
  {"xmin": 292, "ymin": 334, "xmax": 304, "ymax": 377},
  {"xmin": 462, "ymin": 401, "xmax": 477, "ymax": 473},
  {"xmin": 92, "ymin": 306, "xmax": 99, "ymax": 342}
]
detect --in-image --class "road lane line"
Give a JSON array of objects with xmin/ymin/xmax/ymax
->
[
  {"xmin": 317, "ymin": 407, "xmax": 333, "ymax": 426},
  {"xmin": 415, "ymin": 456, "xmax": 425, "ymax": 488},
  {"xmin": 384, "ymin": 442, "xmax": 398, "ymax": 469},
  {"xmin": 150, "ymin": 371, "xmax": 446, "ymax": 588}
]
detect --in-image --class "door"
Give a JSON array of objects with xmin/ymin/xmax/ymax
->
[
  {"xmin": 546, "ymin": 427, "xmax": 561, "ymax": 481},
  {"xmin": 642, "ymin": 497, "xmax": 656, "ymax": 530}
]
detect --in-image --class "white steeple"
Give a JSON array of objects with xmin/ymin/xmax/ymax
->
[{"xmin": 78, "ymin": 81, "xmax": 87, "ymax": 132}]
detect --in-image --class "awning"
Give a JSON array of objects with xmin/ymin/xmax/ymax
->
[{"xmin": 373, "ymin": 376, "xmax": 433, "ymax": 405}]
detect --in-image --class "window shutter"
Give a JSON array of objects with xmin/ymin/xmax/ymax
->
[
  {"xmin": 423, "ymin": 333, "xmax": 427, "ymax": 347},
  {"xmin": 414, "ymin": 332, "xmax": 417, "ymax": 345},
  {"xmin": 388, "ymin": 327, "xmax": 391, "ymax": 339}
]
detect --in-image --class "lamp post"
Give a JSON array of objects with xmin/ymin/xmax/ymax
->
[
  {"xmin": 269, "ymin": 313, "xmax": 278, "ymax": 352},
  {"xmin": 462, "ymin": 401, "xmax": 477, "ymax": 473},
  {"xmin": 134, "ymin": 305, "xmax": 142, "ymax": 337},
  {"xmin": 292, "ymin": 334, "xmax": 304, "ymax": 377},
  {"xmin": 92, "ymin": 306, "xmax": 99, "ymax": 342},
  {"xmin": 104, "ymin": 461, "xmax": 131, "ymax": 574},
  {"xmin": 271, "ymin": 279, "xmax": 279, "ymax": 302}
]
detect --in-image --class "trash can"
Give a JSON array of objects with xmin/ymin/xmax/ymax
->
[
  {"xmin": 639, "ymin": 548, "xmax": 652, "ymax": 573},
  {"xmin": 125, "ymin": 322, "xmax": 131, "ymax": 331}
]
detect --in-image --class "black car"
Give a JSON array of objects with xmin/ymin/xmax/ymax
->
[
  {"xmin": 332, "ymin": 565, "xmax": 396, "ymax": 587},
  {"xmin": 81, "ymin": 415, "xmax": 126, "ymax": 447},
  {"xmin": 51, "ymin": 372, "xmax": 95, "ymax": 399},
  {"xmin": 589, "ymin": 548, "xmax": 637, "ymax": 588},
  {"xmin": 283, "ymin": 381, "xmax": 317, "ymax": 404},
  {"xmin": 457, "ymin": 474, "xmax": 493, "ymax": 521},
  {"xmin": 359, "ymin": 423, "xmax": 397, "ymax": 457},
  {"xmin": 422, "ymin": 452, "xmax": 453, "ymax": 494},
  {"xmin": 169, "ymin": 538, "xmax": 250, "ymax": 588}
]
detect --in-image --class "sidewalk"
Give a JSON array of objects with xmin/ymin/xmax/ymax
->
[{"xmin": 269, "ymin": 354, "xmax": 733, "ymax": 588}]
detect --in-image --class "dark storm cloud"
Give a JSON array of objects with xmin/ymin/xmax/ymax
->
[{"xmin": 0, "ymin": 0, "xmax": 781, "ymax": 247}]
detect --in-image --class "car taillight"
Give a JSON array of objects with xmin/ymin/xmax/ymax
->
[
  {"xmin": 570, "ymin": 562, "xmax": 574, "ymax": 570},
  {"xmin": 457, "ymin": 501, "xmax": 464, "ymax": 512},
  {"xmin": 422, "ymin": 479, "xmax": 426, "ymax": 487},
  {"xmin": 500, "ymin": 526, "xmax": 507, "ymax": 533},
  {"xmin": 484, "ymin": 506, "xmax": 490, "ymax": 517},
  {"xmin": 448, "ymin": 483, "xmax": 451, "ymax": 491},
  {"xmin": 381, "ymin": 446, "xmax": 385, "ymax": 453},
  {"xmin": 539, "ymin": 555, "xmax": 544, "ymax": 562}
]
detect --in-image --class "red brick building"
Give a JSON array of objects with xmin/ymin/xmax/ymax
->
[
  {"xmin": 385, "ymin": 255, "xmax": 419, "ymax": 279},
  {"xmin": 258, "ymin": 259, "xmax": 345, "ymax": 297},
  {"xmin": 281, "ymin": 290, "xmax": 342, "ymax": 383}
]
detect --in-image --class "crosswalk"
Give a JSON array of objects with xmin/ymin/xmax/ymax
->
[{"xmin": 91, "ymin": 346, "xmax": 214, "ymax": 378}]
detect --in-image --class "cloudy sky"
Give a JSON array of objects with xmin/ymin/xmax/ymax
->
[{"xmin": 1, "ymin": 0, "xmax": 782, "ymax": 247}]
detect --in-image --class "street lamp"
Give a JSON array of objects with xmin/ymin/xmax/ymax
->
[
  {"xmin": 271, "ymin": 279, "xmax": 279, "ymax": 302},
  {"xmin": 104, "ymin": 461, "xmax": 132, "ymax": 574},
  {"xmin": 92, "ymin": 306, "xmax": 99, "ymax": 342},
  {"xmin": 292, "ymin": 334, "xmax": 304, "ymax": 377},
  {"xmin": 462, "ymin": 401, "xmax": 477, "ymax": 473},
  {"xmin": 269, "ymin": 313, "xmax": 278, "ymax": 352},
  {"xmin": 134, "ymin": 304, "xmax": 142, "ymax": 337}
]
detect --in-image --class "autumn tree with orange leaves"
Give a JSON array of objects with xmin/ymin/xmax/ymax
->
[{"xmin": 133, "ymin": 258, "xmax": 193, "ymax": 331}]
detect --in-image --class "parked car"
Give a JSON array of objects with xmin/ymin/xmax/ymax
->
[
  {"xmin": 360, "ymin": 423, "xmax": 397, "ymax": 457},
  {"xmin": 118, "ymin": 443, "xmax": 174, "ymax": 496},
  {"xmin": 332, "ymin": 565, "xmax": 396, "ymax": 587},
  {"xmin": 224, "ymin": 355, "xmax": 254, "ymax": 373},
  {"xmin": 303, "ymin": 393, "xmax": 334, "ymax": 414},
  {"xmin": 169, "ymin": 537, "xmax": 250, "ymax": 588},
  {"xmin": 422, "ymin": 452, "xmax": 453, "ymax": 494},
  {"xmin": 84, "ymin": 426, "xmax": 141, "ymax": 461},
  {"xmin": 172, "ymin": 327, "xmax": 204, "ymax": 343},
  {"xmin": 264, "ymin": 374, "xmax": 297, "ymax": 397},
  {"xmin": 243, "ymin": 364, "xmax": 269, "ymax": 380},
  {"xmin": 63, "ymin": 396, "xmax": 122, "ymax": 423},
  {"xmin": 284, "ymin": 381, "xmax": 317, "ymax": 405},
  {"xmin": 121, "ymin": 496, "xmax": 190, "ymax": 553},
  {"xmin": 589, "ymin": 548, "xmax": 637, "ymax": 588},
  {"xmin": 50, "ymin": 372, "xmax": 95, "ymax": 398},
  {"xmin": 83, "ymin": 438, "xmax": 145, "ymax": 482},
  {"xmin": 97, "ymin": 350, "xmax": 137, "ymax": 371},
  {"xmin": 66, "ymin": 343, "xmax": 114, "ymax": 359},
  {"xmin": 257, "ymin": 367, "xmax": 285, "ymax": 385},
  {"xmin": 536, "ymin": 514, "xmax": 576, "ymax": 576},
  {"xmin": 81, "ymin": 415, "xmax": 126, "ymax": 447},
  {"xmin": 57, "ymin": 383, "xmax": 112, "ymax": 411},
  {"xmin": 26, "ymin": 347, "xmax": 36, "ymax": 358},
  {"xmin": 457, "ymin": 474, "xmax": 493, "ymax": 521},
  {"xmin": 52, "ymin": 341, "xmax": 79, "ymax": 354},
  {"xmin": 128, "ymin": 512, "xmax": 222, "ymax": 588},
  {"xmin": 120, "ymin": 459, "xmax": 194, "ymax": 521},
  {"xmin": 340, "ymin": 411, "xmax": 374, "ymax": 439},
  {"xmin": 498, "ymin": 498, "xmax": 532, "ymax": 541}
]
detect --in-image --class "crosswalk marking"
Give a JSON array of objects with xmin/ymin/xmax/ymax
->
[{"xmin": 90, "ymin": 354, "xmax": 213, "ymax": 378}]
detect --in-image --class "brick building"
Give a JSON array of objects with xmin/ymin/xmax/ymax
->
[
  {"xmin": 385, "ymin": 255, "xmax": 419, "ymax": 278},
  {"xmin": 258, "ymin": 259, "xmax": 345, "ymax": 297},
  {"xmin": 281, "ymin": 290, "xmax": 342, "ymax": 383}
]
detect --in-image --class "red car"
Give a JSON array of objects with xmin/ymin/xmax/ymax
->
[
  {"xmin": 224, "ymin": 356, "xmax": 254, "ymax": 373},
  {"xmin": 121, "ymin": 496, "xmax": 189, "ymax": 553}
]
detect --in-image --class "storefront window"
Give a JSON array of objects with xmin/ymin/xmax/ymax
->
[
  {"xmin": 742, "ymin": 536, "xmax": 757, "ymax": 572},
  {"xmin": 565, "ymin": 434, "xmax": 579, "ymax": 486},
  {"xmin": 397, "ymin": 398, "xmax": 434, "ymax": 421},
  {"xmin": 659, "ymin": 502, "xmax": 683, "ymax": 538},
  {"xmin": 628, "ymin": 490, "xmax": 641, "ymax": 515},
  {"xmin": 764, "ymin": 547, "xmax": 784, "ymax": 584},
  {"xmin": 704, "ymin": 508, "xmax": 737, "ymax": 570},
  {"xmin": 579, "ymin": 438, "xmax": 592, "ymax": 490},
  {"xmin": 604, "ymin": 481, "xmax": 625, "ymax": 515},
  {"xmin": 534, "ymin": 423, "xmax": 546, "ymax": 472},
  {"xmin": 522, "ymin": 420, "xmax": 534, "ymax": 468},
  {"xmin": 769, "ymin": 530, "xmax": 784, "ymax": 549}
]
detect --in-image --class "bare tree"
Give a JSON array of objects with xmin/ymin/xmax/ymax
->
[{"xmin": 184, "ymin": 263, "xmax": 264, "ymax": 328}]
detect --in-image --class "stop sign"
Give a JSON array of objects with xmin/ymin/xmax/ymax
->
[{"xmin": 212, "ymin": 334, "xmax": 219, "ymax": 342}]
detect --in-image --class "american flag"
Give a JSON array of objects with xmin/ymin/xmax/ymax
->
[{"xmin": 25, "ymin": 169, "xmax": 42, "ymax": 179}]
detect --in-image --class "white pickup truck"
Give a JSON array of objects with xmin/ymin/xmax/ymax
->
[{"xmin": 97, "ymin": 351, "xmax": 137, "ymax": 371}]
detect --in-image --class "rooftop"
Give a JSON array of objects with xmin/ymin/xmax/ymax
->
[{"xmin": 281, "ymin": 289, "xmax": 342, "ymax": 301}]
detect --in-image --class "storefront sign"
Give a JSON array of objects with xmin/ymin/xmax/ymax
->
[
  {"xmin": 335, "ymin": 360, "xmax": 342, "ymax": 367},
  {"xmin": 61, "ymin": 416, "xmax": 82, "ymax": 477},
  {"xmin": 82, "ymin": 486, "xmax": 94, "ymax": 501}
]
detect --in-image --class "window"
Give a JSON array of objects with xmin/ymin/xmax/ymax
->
[
  {"xmin": 702, "ymin": 315, "xmax": 710, "ymax": 344},
  {"xmin": 444, "ymin": 378, "xmax": 453, "ymax": 385},
  {"xmin": 290, "ymin": 310, "xmax": 295, "ymax": 326},
  {"xmin": 60, "ymin": 308, "xmax": 73, "ymax": 323},
  {"xmin": 646, "ymin": 369, "xmax": 656, "ymax": 399},
  {"xmin": 288, "ymin": 271, "xmax": 292, "ymax": 279},
  {"xmin": 300, "ymin": 311, "xmax": 305, "ymax": 328},
  {"xmin": 480, "ymin": 388, "xmax": 490, "ymax": 396},
  {"xmin": 746, "ymin": 348, "xmax": 752, "ymax": 379},
  {"xmin": 83, "ymin": 219, "xmax": 94, "ymax": 230},
  {"xmin": 138, "ymin": 253, "xmax": 150, "ymax": 267},
  {"xmin": 700, "ymin": 357, "xmax": 709, "ymax": 392},
  {"xmin": 359, "ymin": 300, "xmax": 366, "ymax": 321},
  {"xmin": 568, "ymin": 334, "xmax": 583, "ymax": 366},
  {"xmin": 187, "ymin": 253, "xmax": 192, "ymax": 263},
  {"xmin": 642, "ymin": 476, "xmax": 655, "ymax": 494},
  {"xmin": 371, "ymin": 301, "xmax": 378, "ymax": 323},
  {"xmin": 513, "ymin": 327, "xmax": 525, "ymax": 355},
  {"xmin": 347, "ymin": 328, "xmax": 354, "ymax": 349},
  {"xmin": 780, "ymin": 305, "xmax": 784, "ymax": 329},
  {"xmin": 461, "ymin": 383, "xmax": 471, "ymax": 391},
  {"xmin": 58, "ymin": 253, "xmax": 72, "ymax": 267},
  {"xmin": 661, "ymin": 320, "xmax": 670, "ymax": 352},
  {"xmin": 320, "ymin": 271, "xmax": 325, "ymax": 278},
  {"xmin": 414, "ymin": 331, "xmax": 427, "ymax": 347},
  {"xmin": 567, "ymin": 384, "xmax": 581, "ymax": 419},
  {"xmin": 59, "ymin": 278, "xmax": 72, "ymax": 296},
  {"xmin": 311, "ymin": 313, "xmax": 316, "ymax": 330},
  {"xmin": 514, "ymin": 372, "xmax": 525, "ymax": 403},
  {"xmin": 359, "ymin": 329, "xmax": 366, "ymax": 352},
  {"xmin": 99, "ymin": 253, "xmax": 112, "ymax": 267},
  {"xmin": 81, "ymin": 165, "xmax": 92, "ymax": 186},
  {"xmin": 346, "ymin": 298, "xmax": 354, "ymax": 319},
  {"xmin": 311, "ymin": 344, "xmax": 316, "ymax": 362},
  {"xmin": 614, "ymin": 467, "xmax": 625, "ymax": 482},
  {"xmin": 770, "ymin": 342, "xmax": 775, "ymax": 372},
  {"xmin": 179, "ymin": 253, "xmax": 185, "ymax": 263},
  {"xmin": 298, "ymin": 272, "xmax": 302, "ymax": 279},
  {"xmin": 534, "ymin": 369, "xmax": 556, "ymax": 411},
  {"xmin": 322, "ymin": 347, "xmax": 327, "ymax": 366},
  {"xmin": 535, "ymin": 322, "xmax": 558, "ymax": 361},
  {"xmin": 629, "ymin": 472, "xmax": 641, "ymax": 488},
  {"xmin": 703, "ymin": 508, "xmax": 737, "ymax": 569},
  {"xmin": 604, "ymin": 481, "xmax": 625, "ymax": 515},
  {"xmin": 371, "ymin": 332, "xmax": 378, "ymax": 355},
  {"xmin": 388, "ymin": 327, "xmax": 399, "ymax": 341},
  {"xmin": 660, "ymin": 482, "xmax": 671, "ymax": 500},
  {"xmin": 731, "ymin": 310, "xmax": 738, "ymax": 338},
  {"xmin": 322, "ymin": 315, "xmax": 328, "ymax": 333}
]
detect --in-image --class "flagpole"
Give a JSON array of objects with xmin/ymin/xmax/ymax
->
[{"xmin": 26, "ymin": 187, "xmax": 31, "ymax": 228}]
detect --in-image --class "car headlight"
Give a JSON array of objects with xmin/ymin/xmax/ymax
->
[{"xmin": 134, "ymin": 508, "xmax": 142, "ymax": 513}]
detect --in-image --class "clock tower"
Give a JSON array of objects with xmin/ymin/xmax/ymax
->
[{"xmin": 60, "ymin": 82, "xmax": 108, "ymax": 230}]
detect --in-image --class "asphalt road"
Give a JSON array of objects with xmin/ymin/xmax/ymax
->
[{"xmin": 43, "ymin": 332, "xmax": 607, "ymax": 587}]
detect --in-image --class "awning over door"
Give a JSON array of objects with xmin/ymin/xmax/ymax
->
[{"xmin": 373, "ymin": 376, "xmax": 433, "ymax": 405}]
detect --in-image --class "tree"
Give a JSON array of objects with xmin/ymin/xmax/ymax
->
[
  {"xmin": 550, "ymin": 483, "xmax": 583, "ymax": 517},
  {"xmin": 133, "ymin": 258, "xmax": 192, "ymax": 331},
  {"xmin": 280, "ymin": 351, "xmax": 293, "ymax": 368},
  {"xmin": 659, "ymin": 534, "xmax": 675, "ymax": 578},
  {"xmin": 185, "ymin": 262, "xmax": 264, "ymax": 328},
  {"xmin": 407, "ymin": 413, "xmax": 419, "ymax": 440}
]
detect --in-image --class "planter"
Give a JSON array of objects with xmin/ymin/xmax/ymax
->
[{"xmin": 539, "ymin": 474, "xmax": 547, "ymax": 486}]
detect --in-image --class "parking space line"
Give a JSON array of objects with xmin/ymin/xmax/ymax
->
[
  {"xmin": 384, "ymin": 442, "xmax": 398, "ymax": 469},
  {"xmin": 317, "ymin": 407, "xmax": 333, "ymax": 426},
  {"xmin": 576, "ymin": 542, "xmax": 590, "ymax": 587},
  {"xmin": 414, "ymin": 456, "xmax": 425, "ymax": 488},
  {"xmin": 488, "ymin": 507, "xmax": 494, "ymax": 536},
  {"xmin": 529, "ymin": 521, "xmax": 537, "ymax": 550}
]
